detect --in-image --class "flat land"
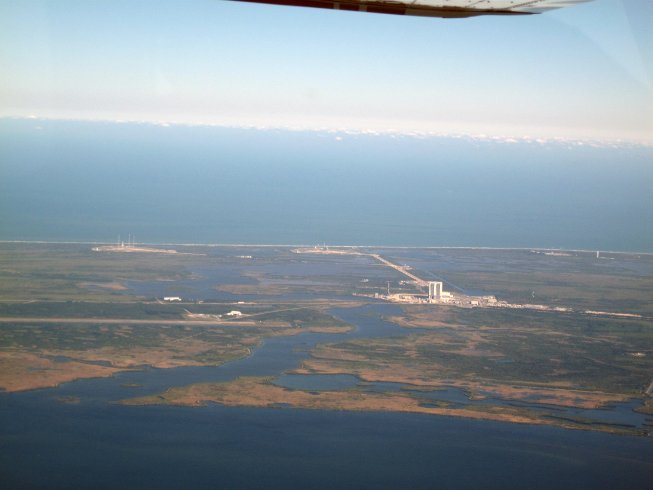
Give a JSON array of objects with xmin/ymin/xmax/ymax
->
[
  {"xmin": 0, "ymin": 310, "xmax": 349, "ymax": 392},
  {"xmin": 121, "ymin": 376, "xmax": 644, "ymax": 435},
  {"xmin": 296, "ymin": 306, "xmax": 653, "ymax": 405},
  {"xmin": 2, "ymin": 242, "xmax": 652, "ymax": 435}
]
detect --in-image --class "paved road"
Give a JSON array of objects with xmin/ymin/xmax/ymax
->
[
  {"xmin": 0, "ymin": 306, "xmax": 311, "ymax": 327},
  {"xmin": 368, "ymin": 253, "xmax": 428, "ymax": 287},
  {"xmin": 0, "ymin": 317, "xmax": 253, "ymax": 326},
  {"xmin": 294, "ymin": 247, "xmax": 428, "ymax": 287}
]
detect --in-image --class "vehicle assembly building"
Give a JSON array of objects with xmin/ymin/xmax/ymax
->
[{"xmin": 428, "ymin": 281, "xmax": 443, "ymax": 302}]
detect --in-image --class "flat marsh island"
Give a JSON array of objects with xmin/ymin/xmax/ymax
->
[{"xmin": 1, "ymin": 242, "xmax": 652, "ymax": 435}]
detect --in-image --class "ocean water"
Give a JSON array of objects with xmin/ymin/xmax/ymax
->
[
  {"xmin": 1, "ymin": 118, "xmax": 652, "ymax": 251},
  {"xmin": 2, "ymin": 399, "xmax": 653, "ymax": 490}
]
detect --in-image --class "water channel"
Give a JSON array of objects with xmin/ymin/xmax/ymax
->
[{"xmin": 1, "ymin": 304, "xmax": 652, "ymax": 489}]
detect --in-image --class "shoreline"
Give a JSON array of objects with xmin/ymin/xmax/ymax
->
[
  {"xmin": 1, "ymin": 240, "xmax": 652, "ymax": 256},
  {"xmin": 117, "ymin": 376, "xmax": 649, "ymax": 437}
]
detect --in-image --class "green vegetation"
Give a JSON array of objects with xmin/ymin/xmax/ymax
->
[
  {"xmin": 0, "ymin": 322, "xmax": 247, "ymax": 353},
  {"xmin": 397, "ymin": 248, "xmax": 653, "ymax": 316},
  {"xmin": 322, "ymin": 306, "xmax": 653, "ymax": 395},
  {"xmin": 0, "ymin": 242, "xmax": 195, "ymax": 301},
  {"xmin": 0, "ymin": 301, "xmax": 188, "ymax": 319},
  {"xmin": 2, "ymin": 243, "xmax": 652, "ymax": 435}
]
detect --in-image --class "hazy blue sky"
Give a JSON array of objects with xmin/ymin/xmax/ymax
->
[{"xmin": 1, "ymin": 0, "xmax": 651, "ymax": 142}]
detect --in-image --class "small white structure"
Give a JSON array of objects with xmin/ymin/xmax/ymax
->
[
  {"xmin": 163, "ymin": 296, "xmax": 182, "ymax": 302},
  {"xmin": 226, "ymin": 310, "xmax": 243, "ymax": 317}
]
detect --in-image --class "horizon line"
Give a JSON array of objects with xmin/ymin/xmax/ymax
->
[{"xmin": 2, "ymin": 115, "xmax": 652, "ymax": 149}]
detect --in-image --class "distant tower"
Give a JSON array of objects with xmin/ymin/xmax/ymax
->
[
  {"xmin": 428, "ymin": 281, "xmax": 443, "ymax": 302},
  {"xmin": 387, "ymin": 281, "xmax": 391, "ymax": 296},
  {"xmin": 596, "ymin": 251, "xmax": 600, "ymax": 259}
]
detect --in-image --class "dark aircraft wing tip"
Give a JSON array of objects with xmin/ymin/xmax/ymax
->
[{"xmin": 228, "ymin": 0, "xmax": 591, "ymax": 18}]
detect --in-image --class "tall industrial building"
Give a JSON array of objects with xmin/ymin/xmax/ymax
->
[{"xmin": 428, "ymin": 281, "xmax": 443, "ymax": 302}]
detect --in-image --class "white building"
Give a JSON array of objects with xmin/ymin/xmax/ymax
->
[
  {"xmin": 428, "ymin": 281, "xmax": 443, "ymax": 301},
  {"xmin": 163, "ymin": 296, "xmax": 182, "ymax": 302}
]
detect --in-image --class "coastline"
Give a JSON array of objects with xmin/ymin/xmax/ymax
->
[{"xmin": 1, "ymin": 240, "xmax": 652, "ymax": 256}]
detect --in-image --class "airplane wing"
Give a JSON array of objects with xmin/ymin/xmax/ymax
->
[{"xmin": 229, "ymin": 0, "xmax": 592, "ymax": 18}]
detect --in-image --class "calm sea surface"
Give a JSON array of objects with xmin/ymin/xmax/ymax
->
[
  {"xmin": 2, "ymin": 398, "xmax": 653, "ymax": 490},
  {"xmin": 1, "ymin": 119, "xmax": 652, "ymax": 251}
]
